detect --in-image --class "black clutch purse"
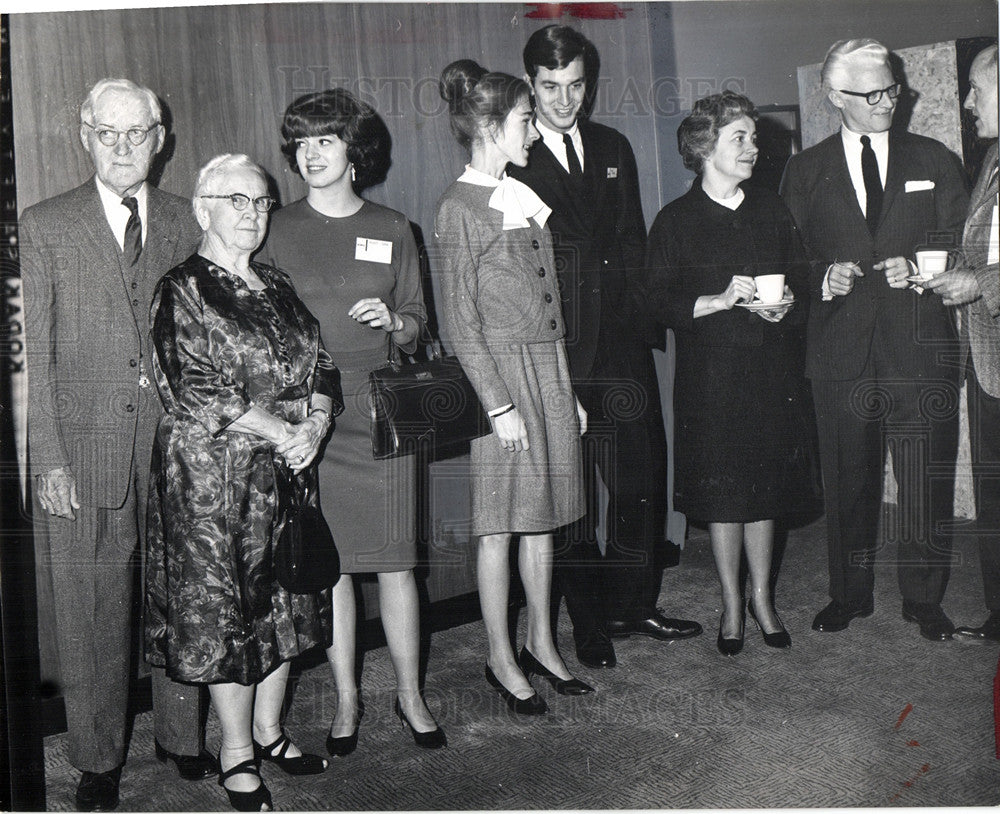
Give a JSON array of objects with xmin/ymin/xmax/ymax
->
[
  {"xmin": 272, "ymin": 459, "xmax": 340, "ymax": 594},
  {"xmin": 369, "ymin": 333, "xmax": 491, "ymax": 460}
]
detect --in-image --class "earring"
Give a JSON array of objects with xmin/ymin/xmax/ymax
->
[{"xmin": 351, "ymin": 165, "xmax": 356, "ymax": 182}]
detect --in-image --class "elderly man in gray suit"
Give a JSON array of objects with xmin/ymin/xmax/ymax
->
[
  {"xmin": 926, "ymin": 43, "xmax": 1000, "ymax": 642},
  {"xmin": 20, "ymin": 78, "xmax": 215, "ymax": 811}
]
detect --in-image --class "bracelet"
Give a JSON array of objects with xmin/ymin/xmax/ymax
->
[
  {"xmin": 490, "ymin": 403, "xmax": 515, "ymax": 419},
  {"xmin": 309, "ymin": 407, "xmax": 331, "ymax": 424}
]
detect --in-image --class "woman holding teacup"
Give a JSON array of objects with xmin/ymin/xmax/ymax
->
[{"xmin": 645, "ymin": 91, "xmax": 815, "ymax": 655}]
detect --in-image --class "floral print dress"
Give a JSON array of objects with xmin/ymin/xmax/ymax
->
[{"xmin": 144, "ymin": 253, "xmax": 342, "ymax": 685}]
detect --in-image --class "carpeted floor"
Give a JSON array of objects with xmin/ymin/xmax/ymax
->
[{"xmin": 43, "ymin": 516, "xmax": 1000, "ymax": 810}]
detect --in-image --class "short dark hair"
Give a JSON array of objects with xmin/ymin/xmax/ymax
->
[
  {"xmin": 677, "ymin": 91, "xmax": 758, "ymax": 174},
  {"xmin": 522, "ymin": 24, "xmax": 590, "ymax": 79},
  {"xmin": 280, "ymin": 88, "xmax": 390, "ymax": 190},
  {"xmin": 439, "ymin": 59, "xmax": 530, "ymax": 151}
]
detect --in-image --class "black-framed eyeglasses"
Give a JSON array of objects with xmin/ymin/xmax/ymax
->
[
  {"xmin": 198, "ymin": 193, "xmax": 275, "ymax": 213},
  {"xmin": 837, "ymin": 83, "xmax": 901, "ymax": 106},
  {"xmin": 83, "ymin": 122, "xmax": 160, "ymax": 146}
]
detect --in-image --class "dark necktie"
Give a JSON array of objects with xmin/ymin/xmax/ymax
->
[
  {"xmin": 121, "ymin": 196, "xmax": 142, "ymax": 266},
  {"xmin": 860, "ymin": 135, "xmax": 882, "ymax": 232},
  {"xmin": 563, "ymin": 132, "xmax": 583, "ymax": 179}
]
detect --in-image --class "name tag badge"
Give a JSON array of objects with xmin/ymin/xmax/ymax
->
[
  {"xmin": 355, "ymin": 237, "xmax": 393, "ymax": 264},
  {"xmin": 607, "ymin": 167, "xmax": 618, "ymax": 179}
]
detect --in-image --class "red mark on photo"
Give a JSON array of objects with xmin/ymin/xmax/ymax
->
[
  {"xmin": 894, "ymin": 703, "xmax": 913, "ymax": 729},
  {"xmin": 525, "ymin": 3, "xmax": 629, "ymax": 20}
]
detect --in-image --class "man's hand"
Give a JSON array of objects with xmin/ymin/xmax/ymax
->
[
  {"xmin": 874, "ymin": 256, "xmax": 912, "ymax": 289},
  {"xmin": 37, "ymin": 466, "xmax": 80, "ymax": 520},
  {"xmin": 828, "ymin": 261, "xmax": 864, "ymax": 296},
  {"xmin": 923, "ymin": 268, "xmax": 983, "ymax": 306}
]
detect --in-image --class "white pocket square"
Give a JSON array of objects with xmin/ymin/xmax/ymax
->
[{"xmin": 905, "ymin": 180, "xmax": 935, "ymax": 192}]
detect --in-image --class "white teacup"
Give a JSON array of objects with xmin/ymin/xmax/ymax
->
[
  {"xmin": 754, "ymin": 274, "xmax": 785, "ymax": 304},
  {"xmin": 915, "ymin": 250, "xmax": 950, "ymax": 280}
]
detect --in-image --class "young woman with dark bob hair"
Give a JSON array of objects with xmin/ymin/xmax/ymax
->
[{"xmin": 260, "ymin": 88, "xmax": 445, "ymax": 755}]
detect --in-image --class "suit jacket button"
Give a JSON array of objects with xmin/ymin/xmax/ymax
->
[
  {"xmin": 125, "ymin": 404, "xmax": 135, "ymax": 413},
  {"xmin": 131, "ymin": 281, "xmax": 138, "ymax": 290},
  {"xmin": 132, "ymin": 298, "xmax": 139, "ymax": 307},
  {"xmin": 531, "ymin": 239, "xmax": 540, "ymax": 250},
  {"xmin": 544, "ymin": 293, "xmax": 552, "ymax": 303},
  {"xmin": 129, "ymin": 359, "xmax": 138, "ymax": 368},
  {"xmin": 549, "ymin": 319, "xmax": 557, "ymax": 329},
  {"xmin": 537, "ymin": 267, "xmax": 546, "ymax": 277}
]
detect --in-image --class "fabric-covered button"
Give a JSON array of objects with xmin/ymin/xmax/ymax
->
[
  {"xmin": 549, "ymin": 319, "xmax": 557, "ymax": 329},
  {"xmin": 129, "ymin": 359, "xmax": 138, "ymax": 368},
  {"xmin": 125, "ymin": 404, "xmax": 135, "ymax": 413},
  {"xmin": 544, "ymin": 293, "xmax": 552, "ymax": 303},
  {"xmin": 531, "ymin": 239, "xmax": 540, "ymax": 250},
  {"xmin": 537, "ymin": 267, "xmax": 546, "ymax": 277}
]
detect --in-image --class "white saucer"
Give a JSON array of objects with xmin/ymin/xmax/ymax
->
[
  {"xmin": 736, "ymin": 297, "xmax": 795, "ymax": 311},
  {"xmin": 905, "ymin": 275, "xmax": 934, "ymax": 284}
]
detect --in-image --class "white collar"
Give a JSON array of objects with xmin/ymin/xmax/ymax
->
[
  {"xmin": 534, "ymin": 117, "xmax": 579, "ymax": 142},
  {"xmin": 458, "ymin": 165, "xmax": 551, "ymax": 230},
  {"xmin": 840, "ymin": 125, "xmax": 888, "ymax": 151},
  {"xmin": 95, "ymin": 175, "xmax": 149, "ymax": 211}
]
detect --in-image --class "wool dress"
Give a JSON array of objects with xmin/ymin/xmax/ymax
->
[
  {"xmin": 261, "ymin": 199, "xmax": 427, "ymax": 573},
  {"xmin": 645, "ymin": 182, "xmax": 817, "ymax": 523}
]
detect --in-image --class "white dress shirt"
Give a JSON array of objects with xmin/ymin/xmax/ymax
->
[
  {"xmin": 95, "ymin": 176, "xmax": 149, "ymax": 249},
  {"xmin": 535, "ymin": 117, "xmax": 584, "ymax": 174},
  {"xmin": 840, "ymin": 125, "xmax": 888, "ymax": 218}
]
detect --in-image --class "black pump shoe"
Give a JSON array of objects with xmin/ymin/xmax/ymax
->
[
  {"xmin": 518, "ymin": 646, "xmax": 594, "ymax": 695},
  {"xmin": 393, "ymin": 698, "xmax": 447, "ymax": 749},
  {"xmin": 484, "ymin": 663, "xmax": 548, "ymax": 715},
  {"xmin": 326, "ymin": 701, "xmax": 365, "ymax": 757},
  {"xmin": 253, "ymin": 732, "xmax": 328, "ymax": 775},
  {"xmin": 218, "ymin": 759, "xmax": 271, "ymax": 812},
  {"xmin": 747, "ymin": 600, "xmax": 791, "ymax": 648},
  {"xmin": 716, "ymin": 612, "xmax": 744, "ymax": 656}
]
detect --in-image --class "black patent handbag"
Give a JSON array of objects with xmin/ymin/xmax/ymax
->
[
  {"xmin": 369, "ymin": 331, "xmax": 490, "ymax": 460},
  {"xmin": 272, "ymin": 458, "xmax": 340, "ymax": 594}
]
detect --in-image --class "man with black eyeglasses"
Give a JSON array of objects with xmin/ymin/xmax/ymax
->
[
  {"xmin": 20, "ymin": 78, "xmax": 212, "ymax": 811},
  {"xmin": 780, "ymin": 40, "xmax": 969, "ymax": 642}
]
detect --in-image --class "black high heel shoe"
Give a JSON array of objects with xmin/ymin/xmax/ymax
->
[
  {"xmin": 218, "ymin": 758, "xmax": 272, "ymax": 812},
  {"xmin": 747, "ymin": 599, "xmax": 792, "ymax": 648},
  {"xmin": 325, "ymin": 701, "xmax": 365, "ymax": 757},
  {"xmin": 716, "ymin": 611, "xmax": 745, "ymax": 656},
  {"xmin": 518, "ymin": 646, "xmax": 595, "ymax": 695},
  {"xmin": 253, "ymin": 732, "xmax": 328, "ymax": 775},
  {"xmin": 393, "ymin": 698, "xmax": 447, "ymax": 749},
  {"xmin": 484, "ymin": 663, "xmax": 548, "ymax": 715}
]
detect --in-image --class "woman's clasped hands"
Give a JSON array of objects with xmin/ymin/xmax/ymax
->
[{"xmin": 274, "ymin": 412, "xmax": 330, "ymax": 473}]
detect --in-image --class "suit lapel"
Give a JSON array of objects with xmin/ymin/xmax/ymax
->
[
  {"xmin": 578, "ymin": 122, "xmax": 607, "ymax": 215},
  {"xmin": 825, "ymin": 136, "xmax": 869, "ymax": 232},
  {"xmin": 875, "ymin": 133, "xmax": 905, "ymax": 233},
  {"xmin": 77, "ymin": 179, "xmax": 126, "ymax": 262}
]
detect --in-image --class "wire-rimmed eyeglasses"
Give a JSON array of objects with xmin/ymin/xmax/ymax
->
[
  {"xmin": 198, "ymin": 193, "xmax": 275, "ymax": 213},
  {"xmin": 82, "ymin": 122, "xmax": 160, "ymax": 147},
  {"xmin": 837, "ymin": 83, "xmax": 902, "ymax": 106}
]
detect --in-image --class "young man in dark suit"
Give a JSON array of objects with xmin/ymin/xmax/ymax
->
[
  {"xmin": 925, "ymin": 43, "xmax": 1000, "ymax": 641},
  {"xmin": 509, "ymin": 25, "xmax": 701, "ymax": 669},
  {"xmin": 780, "ymin": 40, "xmax": 969, "ymax": 642},
  {"xmin": 20, "ymin": 78, "xmax": 214, "ymax": 810}
]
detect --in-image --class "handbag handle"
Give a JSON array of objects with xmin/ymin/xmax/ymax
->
[{"xmin": 388, "ymin": 320, "xmax": 443, "ymax": 371}]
